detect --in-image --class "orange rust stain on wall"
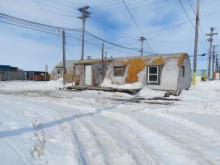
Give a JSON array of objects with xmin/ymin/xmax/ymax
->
[
  {"xmin": 125, "ymin": 59, "xmax": 146, "ymax": 83},
  {"xmin": 151, "ymin": 57, "xmax": 165, "ymax": 65},
  {"xmin": 178, "ymin": 54, "xmax": 186, "ymax": 67}
]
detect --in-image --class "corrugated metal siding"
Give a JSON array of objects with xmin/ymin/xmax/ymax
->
[{"xmin": 0, "ymin": 71, "xmax": 24, "ymax": 81}]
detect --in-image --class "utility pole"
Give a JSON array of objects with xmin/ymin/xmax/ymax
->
[
  {"xmin": 216, "ymin": 56, "xmax": 219, "ymax": 72},
  {"xmin": 215, "ymin": 55, "xmax": 218, "ymax": 72},
  {"xmin": 104, "ymin": 51, "xmax": 107, "ymax": 59},
  {"xmin": 212, "ymin": 45, "xmax": 217, "ymax": 80},
  {"xmin": 62, "ymin": 29, "xmax": 66, "ymax": 85},
  {"xmin": 45, "ymin": 64, "xmax": 48, "ymax": 82},
  {"xmin": 78, "ymin": 6, "xmax": 90, "ymax": 61},
  {"xmin": 206, "ymin": 27, "xmax": 218, "ymax": 80},
  {"xmin": 101, "ymin": 43, "xmax": 105, "ymax": 81},
  {"xmin": 192, "ymin": 0, "xmax": 200, "ymax": 86},
  {"xmin": 139, "ymin": 36, "xmax": 146, "ymax": 56}
]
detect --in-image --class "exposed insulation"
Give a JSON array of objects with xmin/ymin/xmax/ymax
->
[{"xmin": 125, "ymin": 58, "xmax": 146, "ymax": 83}]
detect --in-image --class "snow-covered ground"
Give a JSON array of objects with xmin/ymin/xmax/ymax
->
[{"xmin": 0, "ymin": 80, "xmax": 220, "ymax": 165}]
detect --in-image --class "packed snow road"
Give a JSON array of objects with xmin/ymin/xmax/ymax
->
[{"xmin": 0, "ymin": 81, "xmax": 220, "ymax": 165}]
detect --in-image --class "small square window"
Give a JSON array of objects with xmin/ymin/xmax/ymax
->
[
  {"xmin": 57, "ymin": 68, "xmax": 61, "ymax": 74},
  {"xmin": 114, "ymin": 66, "xmax": 125, "ymax": 77},
  {"xmin": 147, "ymin": 66, "xmax": 159, "ymax": 84}
]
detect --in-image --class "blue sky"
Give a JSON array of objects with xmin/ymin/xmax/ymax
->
[{"xmin": 0, "ymin": 0, "xmax": 220, "ymax": 71}]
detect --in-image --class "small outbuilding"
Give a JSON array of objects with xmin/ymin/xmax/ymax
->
[
  {"xmin": 52, "ymin": 53, "xmax": 192, "ymax": 95},
  {"xmin": 0, "ymin": 65, "xmax": 24, "ymax": 81},
  {"xmin": 51, "ymin": 60, "xmax": 76, "ymax": 82}
]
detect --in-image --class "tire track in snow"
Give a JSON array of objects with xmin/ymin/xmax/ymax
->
[
  {"xmin": 78, "ymin": 118, "xmax": 136, "ymax": 165},
  {"xmin": 151, "ymin": 112, "xmax": 220, "ymax": 142},
  {"xmin": 22, "ymin": 105, "xmax": 83, "ymax": 165},
  {"xmin": 82, "ymin": 118, "xmax": 140, "ymax": 165},
  {"xmin": 0, "ymin": 96, "xmax": 82, "ymax": 165},
  {"xmin": 69, "ymin": 119, "xmax": 108, "ymax": 165},
  {"xmin": 3, "ymin": 141, "xmax": 28, "ymax": 165},
  {"xmin": 0, "ymin": 100, "xmax": 31, "ymax": 165},
  {"xmin": 71, "ymin": 128, "xmax": 89, "ymax": 165},
  {"xmin": 127, "ymin": 112, "xmax": 215, "ymax": 165},
  {"xmin": 101, "ymin": 111, "xmax": 203, "ymax": 165},
  {"xmin": 144, "ymin": 112, "xmax": 220, "ymax": 163},
  {"xmin": 82, "ymin": 116, "xmax": 158, "ymax": 165}
]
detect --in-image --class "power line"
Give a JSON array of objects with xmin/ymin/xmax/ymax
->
[
  {"xmin": 30, "ymin": 0, "xmax": 79, "ymax": 19},
  {"xmin": 93, "ymin": 0, "xmax": 167, "ymax": 13},
  {"xmin": 86, "ymin": 31, "xmax": 153, "ymax": 54},
  {"xmin": 0, "ymin": 19, "xmax": 103, "ymax": 51},
  {"xmin": 178, "ymin": 0, "xmax": 195, "ymax": 29},
  {"xmin": 187, "ymin": 0, "xmax": 208, "ymax": 50},
  {"xmin": 35, "ymin": 0, "xmax": 51, "ymax": 25},
  {"xmin": 0, "ymin": 12, "xmax": 81, "ymax": 32},
  {"xmin": 148, "ymin": 21, "xmax": 189, "ymax": 40},
  {"xmin": 121, "ymin": 0, "xmax": 154, "ymax": 53},
  {"xmin": 121, "ymin": 0, "xmax": 142, "ymax": 34},
  {"xmin": 31, "ymin": 0, "xmax": 78, "ymax": 9},
  {"xmin": 86, "ymin": 31, "xmax": 139, "ymax": 51},
  {"xmin": 0, "ymin": 12, "xmax": 147, "ymax": 54},
  {"xmin": 0, "ymin": 20, "xmax": 60, "ymax": 36},
  {"xmin": 187, "ymin": 0, "xmax": 196, "ymax": 14},
  {"xmin": 178, "ymin": 0, "xmax": 207, "ymax": 51}
]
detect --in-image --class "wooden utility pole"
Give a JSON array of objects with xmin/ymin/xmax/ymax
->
[
  {"xmin": 101, "ymin": 43, "xmax": 105, "ymax": 81},
  {"xmin": 206, "ymin": 27, "xmax": 217, "ymax": 80},
  {"xmin": 78, "ymin": 6, "xmax": 90, "ymax": 61},
  {"xmin": 192, "ymin": 0, "xmax": 200, "ymax": 85},
  {"xmin": 212, "ymin": 45, "xmax": 217, "ymax": 79},
  {"xmin": 62, "ymin": 29, "xmax": 66, "ymax": 85},
  {"xmin": 216, "ymin": 56, "xmax": 219, "ymax": 72},
  {"xmin": 139, "ymin": 36, "xmax": 146, "ymax": 56},
  {"xmin": 45, "ymin": 64, "xmax": 48, "ymax": 82}
]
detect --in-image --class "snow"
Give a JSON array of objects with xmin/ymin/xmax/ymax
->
[
  {"xmin": 0, "ymin": 79, "xmax": 64, "ymax": 91},
  {"xmin": 0, "ymin": 80, "xmax": 220, "ymax": 165},
  {"xmin": 137, "ymin": 87, "xmax": 165, "ymax": 98},
  {"xmin": 101, "ymin": 78, "xmax": 143, "ymax": 89}
]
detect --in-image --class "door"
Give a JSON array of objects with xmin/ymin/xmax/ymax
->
[{"xmin": 85, "ymin": 65, "xmax": 92, "ymax": 86}]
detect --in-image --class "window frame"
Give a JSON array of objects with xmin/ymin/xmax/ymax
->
[
  {"xmin": 113, "ymin": 65, "xmax": 125, "ymax": 77},
  {"xmin": 147, "ymin": 65, "xmax": 160, "ymax": 84}
]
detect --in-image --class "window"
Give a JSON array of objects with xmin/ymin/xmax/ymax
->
[
  {"xmin": 181, "ymin": 66, "xmax": 185, "ymax": 77},
  {"xmin": 114, "ymin": 66, "xmax": 125, "ymax": 77},
  {"xmin": 57, "ymin": 68, "xmax": 61, "ymax": 74},
  {"xmin": 147, "ymin": 66, "xmax": 159, "ymax": 84}
]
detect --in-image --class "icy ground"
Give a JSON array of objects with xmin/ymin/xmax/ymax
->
[{"xmin": 0, "ymin": 80, "xmax": 220, "ymax": 165}]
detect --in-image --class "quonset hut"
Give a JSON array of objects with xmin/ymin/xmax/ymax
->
[{"xmin": 51, "ymin": 53, "xmax": 192, "ymax": 95}]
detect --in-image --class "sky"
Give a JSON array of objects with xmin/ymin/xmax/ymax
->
[{"xmin": 0, "ymin": 0, "xmax": 220, "ymax": 71}]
